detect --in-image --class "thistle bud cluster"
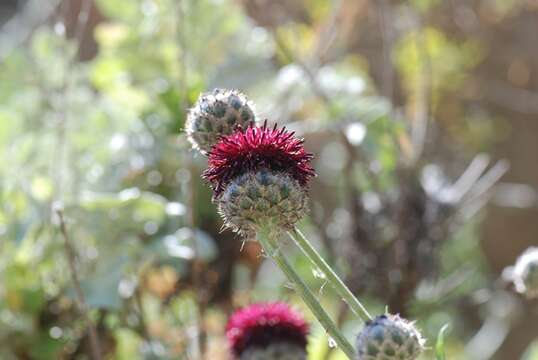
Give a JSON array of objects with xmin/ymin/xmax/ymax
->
[{"xmin": 188, "ymin": 88, "xmax": 315, "ymax": 235}]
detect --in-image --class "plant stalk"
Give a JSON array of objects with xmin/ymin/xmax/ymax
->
[
  {"xmin": 57, "ymin": 209, "xmax": 103, "ymax": 360},
  {"xmin": 288, "ymin": 228, "xmax": 372, "ymax": 321},
  {"xmin": 256, "ymin": 227, "xmax": 356, "ymax": 359}
]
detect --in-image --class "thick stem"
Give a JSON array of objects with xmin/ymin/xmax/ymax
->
[
  {"xmin": 256, "ymin": 228, "xmax": 356, "ymax": 359},
  {"xmin": 288, "ymin": 228, "xmax": 372, "ymax": 322}
]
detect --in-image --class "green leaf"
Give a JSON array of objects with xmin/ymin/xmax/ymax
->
[
  {"xmin": 435, "ymin": 323, "xmax": 451, "ymax": 360},
  {"xmin": 209, "ymin": 55, "xmax": 275, "ymax": 90},
  {"xmin": 29, "ymin": 331, "xmax": 64, "ymax": 360},
  {"xmin": 150, "ymin": 227, "xmax": 218, "ymax": 263},
  {"xmin": 523, "ymin": 341, "xmax": 538, "ymax": 360},
  {"xmin": 95, "ymin": 0, "xmax": 139, "ymax": 21},
  {"xmin": 78, "ymin": 254, "xmax": 129, "ymax": 310},
  {"xmin": 80, "ymin": 188, "xmax": 168, "ymax": 224},
  {"xmin": 115, "ymin": 328, "xmax": 143, "ymax": 360}
]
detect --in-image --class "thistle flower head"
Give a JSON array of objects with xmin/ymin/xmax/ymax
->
[
  {"xmin": 356, "ymin": 314, "xmax": 425, "ymax": 360},
  {"xmin": 507, "ymin": 246, "xmax": 538, "ymax": 298},
  {"xmin": 226, "ymin": 302, "xmax": 309, "ymax": 359},
  {"xmin": 203, "ymin": 121, "xmax": 315, "ymax": 197},
  {"xmin": 185, "ymin": 88, "xmax": 256, "ymax": 154}
]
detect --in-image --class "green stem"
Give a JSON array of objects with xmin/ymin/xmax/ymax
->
[
  {"xmin": 256, "ymin": 228, "xmax": 356, "ymax": 359},
  {"xmin": 288, "ymin": 227, "xmax": 372, "ymax": 321}
]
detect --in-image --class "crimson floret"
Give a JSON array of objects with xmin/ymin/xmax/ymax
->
[
  {"xmin": 203, "ymin": 121, "xmax": 315, "ymax": 197},
  {"xmin": 226, "ymin": 302, "xmax": 309, "ymax": 357}
]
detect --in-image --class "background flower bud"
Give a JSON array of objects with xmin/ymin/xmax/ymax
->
[
  {"xmin": 186, "ymin": 88, "xmax": 256, "ymax": 154},
  {"xmin": 356, "ymin": 314, "xmax": 425, "ymax": 360}
]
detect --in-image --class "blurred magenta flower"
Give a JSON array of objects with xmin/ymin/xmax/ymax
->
[{"xmin": 226, "ymin": 302, "xmax": 309, "ymax": 359}]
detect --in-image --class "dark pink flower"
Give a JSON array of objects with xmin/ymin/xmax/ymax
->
[
  {"xmin": 226, "ymin": 302, "xmax": 309, "ymax": 357},
  {"xmin": 203, "ymin": 121, "xmax": 315, "ymax": 197}
]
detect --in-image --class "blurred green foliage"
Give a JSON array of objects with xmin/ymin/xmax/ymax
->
[{"xmin": 0, "ymin": 0, "xmax": 536, "ymax": 359}]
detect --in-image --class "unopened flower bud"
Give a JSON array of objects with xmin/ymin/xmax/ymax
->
[
  {"xmin": 186, "ymin": 88, "xmax": 256, "ymax": 154},
  {"xmin": 356, "ymin": 314, "xmax": 425, "ymax": 360},
  {"xmin": 218, "ymin": 170, "xmax": 308, "ymax": 235}
]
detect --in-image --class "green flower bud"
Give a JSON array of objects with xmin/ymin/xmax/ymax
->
[
  {"xmin": 186, "ymin": 88, "xmax": 256, "ymax": 154},
  {"xmin": 217, "ymin": 169, "xmax": 308, "ymax": 235},
  {"xmin": 356, "ymin": 314, "xmax": 425, "ymax": 360}
]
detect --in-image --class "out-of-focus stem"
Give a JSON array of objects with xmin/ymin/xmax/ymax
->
[
  {"xmin": 256, "ymin": 227, "xmax": 356, "ymax": 359},
  {"xmin": 288, "ymin": 228, "xmax": 372, "ymax": 322},
  {"xmin": 56, "ymin": 209, "xmax": 102, "ymax": 360}
]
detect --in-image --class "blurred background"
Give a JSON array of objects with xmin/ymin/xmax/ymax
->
[{"xmin": 0, "ymin": 0, "xmax": 537, "ymax": 359}]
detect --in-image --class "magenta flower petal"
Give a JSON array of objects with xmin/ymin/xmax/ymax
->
[
  {"xmin": 226, "ymin": 302, "xmax": 309, "ymax": 357},
  {"xmin": 203, "ymin": 122, "xmax": 316, "ymax": 197}
]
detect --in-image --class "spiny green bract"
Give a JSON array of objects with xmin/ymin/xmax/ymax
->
[
  {"xmin": 356, "ymin": 314, "xmax": 425, "ymax": 360},
  {"xmin": 239, "ymin": 342, "xmax": 306, "ymax": 360},
  {"xmin": 217, "ymin": 170, "xmax": 308, "ymax": 236},
  {"xmin": 186, "ymin": 88, "xmax": 256, "ymax": 154}
]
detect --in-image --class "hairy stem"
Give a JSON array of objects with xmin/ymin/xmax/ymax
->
[
  {"xmin": 288, "ymin": 228, "xmax": 372, "ymax": 321},
  {"xmin": 256, "ymin": 227, "xmax": 356, "ymax": 359}
]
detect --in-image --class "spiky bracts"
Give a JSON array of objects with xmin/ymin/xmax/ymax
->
[
  {"xmin": 226, "ymin": 302, "xmax": 309, "ymax": 359},
  {"xmin": 218, "ymin": 170, "xmax": 308, "ymax": 235},
  {"xmin": 186, "ymin": 88, "xmax": 256, "ymax": 154},
  {"xmin": 202, "ymin": 122, "xmax": 315, "ymax": 234},
  {"xmin": 507, "ymin": 246, "xmax": 538, "ymax": 298},
  {"xmin": 355, "ymin": 314, "xmax": 425, "ymax": 360}
]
